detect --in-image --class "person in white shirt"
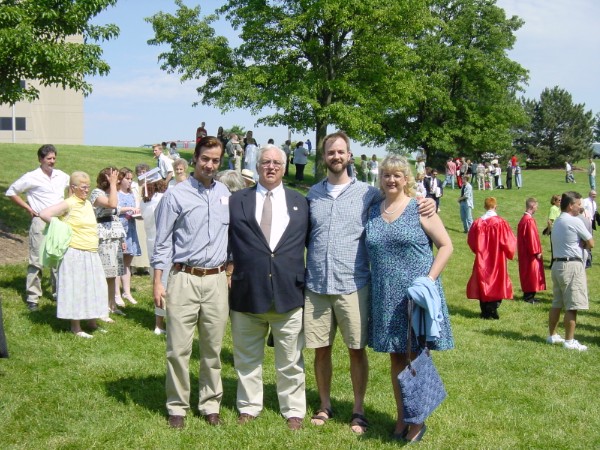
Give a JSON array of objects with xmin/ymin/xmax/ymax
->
[
  {"xmin": 582, "ymin": 190, "xmax": 597, "ymax": 223},
  {"xmin": 588, "ymin": 158, "xmax": 596, "ymax": 190},
  {"xmin": 547, "ymin": 192, "xmax": 594, "ymax": 351},
  {"xmin": 565, "ymin": 161, "xmax": 575, "ymax": 183},
  {"xmin": 6, "ymin": 145, "xmax": 70, "ymax": 311},
  {"xmin": 153, "ymin": 143, "xmax": 174, "ymax": 187}
]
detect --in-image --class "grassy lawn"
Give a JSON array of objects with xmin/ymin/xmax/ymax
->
[{"xmin": 1, "ymin": 144, "xmax": 599, "ymax": 449}]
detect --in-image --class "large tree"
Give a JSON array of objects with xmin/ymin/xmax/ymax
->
[
  {"xmin": 514, "ymin": 86, "xmax": 594, "ymax": 168},
  {"xmin": 593, "ymin": 112, "xmax": 600, "ymax": 142},
  {"xmin": 0, "ymin": 0, "xmax": 119, "ymax": 105},
  {"xmin": 148, "ymin": 0, "xmax": 528, "ymax": 175},
  {"xmin": 383, "ymin": 0, "xmax": 528, "ymax": 168},
  {"xmin": 147, "ymin": 0, "xmax": 431, "ymax": 176}
]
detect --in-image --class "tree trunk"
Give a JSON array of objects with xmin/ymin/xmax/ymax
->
[{"xmin": 315, "ymin": 118, "xmax": 329, "ymax": 180}]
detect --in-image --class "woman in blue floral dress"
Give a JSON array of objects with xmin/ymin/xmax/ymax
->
[
  {"xmin": 115, "ymin": 167, "xmax": 141, "ymax": 306},
  {"xmin": 366, "ymin": 155, "xmax": 454, "ymax": 443}
]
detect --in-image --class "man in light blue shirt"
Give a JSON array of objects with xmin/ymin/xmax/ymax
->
[
  {"xmin": 152, "ymin": 136, "xmax": 231, "ymax": 429},
  {"xmin": 458, "ymin": 175, "xmax": 474, "ymax": 232}
]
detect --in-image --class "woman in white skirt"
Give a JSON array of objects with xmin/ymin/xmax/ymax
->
[
  {"xmin": 90, "ymin": 167, "xmax": 126, "ymax": 321},
  {"xmin": 39, "ymin": 171, "xmax": 108, "ymax": 338}
]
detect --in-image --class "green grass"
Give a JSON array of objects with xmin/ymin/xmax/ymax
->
[{"xmin": 1, "ymin": 144, "xmax": 599, "ymax": 449}]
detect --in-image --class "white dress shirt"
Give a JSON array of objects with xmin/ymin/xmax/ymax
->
[
  {"xmin": 6, "ymin": 167, "xmax": 69, "ymax": 213},
  {"xmin": 255, "ymin": 182, "xmax": 289, "ymax": 250}
]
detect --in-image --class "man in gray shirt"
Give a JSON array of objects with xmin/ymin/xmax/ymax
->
[
  {"xmin": 152, "ymin": 136, "xmax": 231, "ymax": 428},
  {"xmin": 547, "ymin": 191, "xmax": 594, "ymax": 351}
]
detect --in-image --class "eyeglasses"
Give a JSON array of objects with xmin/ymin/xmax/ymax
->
[{"xmin": 259, "ymin": 160, "xmax": 284, "ymax": 168}]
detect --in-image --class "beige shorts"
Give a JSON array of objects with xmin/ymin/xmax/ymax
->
[
  {"xmin": 551, "ymin": 261, "xmax": 589, "ymax": 310},
  {"xmin": 304, "ymin": 285, "xmax": 369, "ymax": 349}
]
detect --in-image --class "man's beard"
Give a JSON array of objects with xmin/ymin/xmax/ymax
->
[{"xmin": 326, "ymin": 159, "xmax": 349, "ymax": 174}]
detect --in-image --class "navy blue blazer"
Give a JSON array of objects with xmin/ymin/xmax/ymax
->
[{"xmin": 228, "ymin": 185, "xmax": 309, "ymax": 314}]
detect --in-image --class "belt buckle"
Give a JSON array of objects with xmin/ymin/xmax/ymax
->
[{"xmin": 202, "ymin": 268, "xmax": 208, "ymax": 276}]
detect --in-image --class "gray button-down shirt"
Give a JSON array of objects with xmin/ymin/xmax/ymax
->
[
  {"xmin": 151, "ymin": 176, "xmax": 230, "ymax": 270},
  {"xmin": 306, "ymin": 178, "xmax": 381, "ymax": 294}
]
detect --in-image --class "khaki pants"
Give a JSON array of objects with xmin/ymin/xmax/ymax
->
[
  {"xmin": 231, "ymin": 307, "xmax": 306, "ymax": 419},
  {"xmin": 165, "ymin": 270, "xmax": 229, "ymax": 416},
  {"xmin": 26, "ymin": 217, "xmax": 56, "ymax": 303}
]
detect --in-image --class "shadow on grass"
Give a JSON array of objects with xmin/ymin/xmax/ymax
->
[
  {"xmin": 113, "ymin": 304, "xmax": 156, "ymax": 331},
  {"xmin": 305, "ymin": 387, "xmax": 410, "ymax": 444},
  {"xmin": 105, "ymin": 374, "xmax": 166, "ymax": 414},
  {"xmin": 0, "ymin": 268, "xmax": 56, "ymax": 303},
  {"xmin": 28, "ymin": 303, "xmax": 66, "ymax": 333},
  {"xmin": 481, "ymin": 328, "xmax": 546, "ymax": 344},
  {"xmin": 448, "ymin": 305, "xmax": 480, "ymax": 320},
  {"xmin": 0, "ymin": 184, "xmax": 31, "ymax": 235},
  {"xmin": 0, "ymin": 271, "xmax": 26, "ymax": 293}
]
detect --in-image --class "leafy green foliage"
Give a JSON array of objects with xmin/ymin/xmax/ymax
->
[
  {"xmin": 514, "ymin": 86, "xmax": 594, "ymax": 168},
  {"xmin": 593, "ymin": 112, "xmax": 600, "ymax": 142},
  {"xmin": 383, "ymin": 0, "xmax": 528, "ymax": 169},
  {"xmin": 147, "ymin": 0, "xmax": 431, "ymax": 177},
  {"xmin": 0, "ymin": 0, "xmax": 119, "ymax": 105},
  {"xmin": 147, "ymin": 1, "xmax": 528, "ymax": 177}
]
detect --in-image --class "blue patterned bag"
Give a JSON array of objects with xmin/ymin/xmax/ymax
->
[{"xmin": 397, "ymin": 299, "xmax": 447, "ymax": 424}]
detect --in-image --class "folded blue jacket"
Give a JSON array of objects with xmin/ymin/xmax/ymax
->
[{"xmin": 407, "ymin": 276, "xmax": 443, "ymax": 340}]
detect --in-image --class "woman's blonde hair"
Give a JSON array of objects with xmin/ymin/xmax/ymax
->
[
  {"xmin": 379, "ymin": 155, "xmax": 416, "ymax": 197},
  {"xmin": 70, "ymin": 171, "xmax": 90, "ymax": 187}
]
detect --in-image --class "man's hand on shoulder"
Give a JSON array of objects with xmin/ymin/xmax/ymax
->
[{"xmin": 417, "ymin": 196, "xmax": 436, "ymax": 217}]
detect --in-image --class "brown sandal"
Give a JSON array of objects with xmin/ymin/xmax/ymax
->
[
  {"xmin": 350, "ymin": 413, "xmax": 369, "ymax": 434},
  {"xmin": 310, "ymin": 407, "xmax": 333, "ymax": 426}
]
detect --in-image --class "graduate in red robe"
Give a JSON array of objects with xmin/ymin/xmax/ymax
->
[
  {"xmin": 467, "ymin": 197, "xmax": 516, "ymax": 319},
  {"xmin": 517, "ymin": 198, "xmax": 546, "ymax": 303}
]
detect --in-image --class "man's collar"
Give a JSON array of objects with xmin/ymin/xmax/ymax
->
[
  {"xmin": 190, "ymin": 175, "xmax": 215, "ymax": 189},
  {"xmin": 257, "ymin": 182, "xmax": 283, "ymax": 194}
]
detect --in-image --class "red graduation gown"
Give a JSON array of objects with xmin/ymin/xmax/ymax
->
[
  {"xmin": 467, "ymin": 215, "xmax": 516, "ymax": 302},
  {"xmin": 517, "ymin": 213, "xmax": 546, "ymax": 293}
]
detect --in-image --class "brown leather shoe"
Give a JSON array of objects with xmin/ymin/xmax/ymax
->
[
  {"xmin": 204, "ymin": 413, "xmax": 222, "ymax": 426},
  {"xmin": 168, "ymin": 415, "xmax": 185, "ymax": 429},
  {"xmin": 238, "ymin": 413, "xmax": 256, "ymax": 424},
  {"xmin": 287, "ymin": 417, "xmax": 303, "ymax": 431}
]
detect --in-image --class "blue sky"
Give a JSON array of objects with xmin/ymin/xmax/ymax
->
[{"xmin": 86, "ymin": 0, "xmax": 600, "ymax": 154}]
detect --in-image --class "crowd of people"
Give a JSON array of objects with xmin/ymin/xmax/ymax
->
[
  {"xmin": 439, "ymin": 155, "xmax": 524, "ymax": 191},
  {"xmin": 3, "ymin": 135, "xmax": 596, "ymax": 442}
]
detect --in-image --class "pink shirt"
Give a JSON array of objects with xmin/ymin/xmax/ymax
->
[{"xmin": 446, "ymin": 160, "xmax": 456, "ymax": 176}]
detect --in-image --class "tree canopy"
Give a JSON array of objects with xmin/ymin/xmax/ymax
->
[
  {"xmin": 593, "ymin": 112, "xmax": 600, "ymax": 142},
  {"xmin": 383, "ymin": 0, "xmax": 528, "ymax": 168},
  {"xmin": 514, "ymin": 86, "xmax": 594, "ymax": 168},
  {"xmin": 0, "ymin": 0, "xmax": 119, "ymax": 105},
  {"xmin": 147, "ymin": 0, "xmax": 527, "ymax": 175}
]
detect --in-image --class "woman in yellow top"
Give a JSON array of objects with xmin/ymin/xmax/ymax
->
[
  {"xmin": 40, "ymin": 171, "xmax": 109, "ymax": 338},
  {"xmin": 547, "ymin": 194, "xmax": 561, "ymax": 264}
]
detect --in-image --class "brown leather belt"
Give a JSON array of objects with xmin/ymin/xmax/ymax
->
[{"xmin": 173, "ymin": 263, "xmax": 227, "ymax": 277}]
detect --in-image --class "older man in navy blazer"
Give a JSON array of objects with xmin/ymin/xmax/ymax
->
[{"xmin": 228, "ymin": 144, "xmax": 309, "ymax": 430}]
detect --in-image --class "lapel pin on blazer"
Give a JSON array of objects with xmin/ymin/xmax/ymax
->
[{"xmin": 293, "ymin": 206, "xmax": 298, "ymax": 211}]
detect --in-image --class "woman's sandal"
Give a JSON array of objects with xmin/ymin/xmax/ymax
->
[
  {"xmin": 310, "ymin": 408, "xmax": 333, "ymax": 426},
  {"xmin": 392, "ymin": 426, "xmax": 409, "ymax": 441},
  {"xmin": 350, "ymin": 413, "xmax": 369, "ymax": 434}
]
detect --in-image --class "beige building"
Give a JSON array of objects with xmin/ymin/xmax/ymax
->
[{"xmin": 0, "ymin": 81, "xmax": 84, "ymax": 145}]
